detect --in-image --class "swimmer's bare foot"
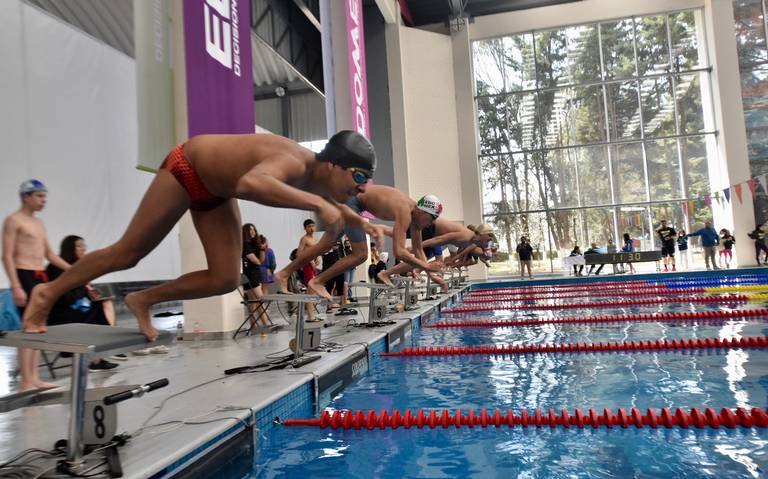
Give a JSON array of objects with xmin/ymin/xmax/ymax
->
[
  {"xmin": 307, "ymin": 279, "xmax": 332, "ymax": 300},
  {"xmin": 376, "ymin": 271, "xmax": 395, "ymax": 288},
  {"xmin": 22, "ymin": 284, "xmax": 51, "ymax": 334},
  {"xmin": 125, "ymin": 293, "xmax": 159, "ymax": 342},
  {"xmin": 34, "ymin": 380, "xmax": 60, "ymax": 390},
  {"xmin": 274, "ymin": 270, "xmax": 290, "ymax": 294},
  {"xmin": 20, "ymin": 380, "xmax": 59, "ymax": 392}
]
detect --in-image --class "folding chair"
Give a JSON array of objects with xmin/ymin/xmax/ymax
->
[{"xmin": 233, "ymin": 274, "xmax": 278, "ymax": 339}]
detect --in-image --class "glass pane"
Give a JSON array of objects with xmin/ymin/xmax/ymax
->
[
  {"xmin": 540, "ymin": 85, "xmax": 607, "ymax": 148},
  {"xmin": 741, "ymin": 68, "xmax": 768, "ymax": 164},
  {"xmin": 605, "ymin": 81, "xmax": 641, "ymax": 140},
  {"xmin": 473, "ymin": 34, "xmax": 536, "ymax": 95},
  {"xmin": 646, "ymin": 139, "xmax": 682, "ymax": 201},
  {"xmin": 480, "ymin": 154, "xmax": 509, "ymax": 216},
  {"xmin": 734, "ymin": 0, "xmax": 768, "ymax": 71},
  {"xmin": 567, "ymin": 24, "xmax": 601, "ymax": 83},
  {"xmin": 486, "ymin": 212, "xmax": 554, "ymax": 276},
  {"xmin": 576, "ymin": 146, "xmax": 611, "ymax": 206},
  {"xmin": 508, "ymin": 93, "xmax": 541, "ymax": 151},
  {"xmin": 641, "ymin": 75, "xmax": 676, "ymax": 138},
  {"xmin": 669, "ymin": 10, "xmax": 703, "ymax": 70},
  {"xmin": 680, "ymin": 136, "xmax": 709, "ymax": 199},
  {"xmin": 618, "ymin": 205, "xmax": 651, "ymax": 250},
  {"xmin": 636, "ymin": 15, "xmax": 670, "ymax": 76},
  {"xmin": 676, "ymin": 73, "xmax": 706, "ymax": 135},
  {"xmin": 477, "ymin": 95, "xmax": 513, "ymax": 156},
  {"xmin": 600, "ymin": 19, "xmax": 636, "ymax": 80},
  {"xmin": 649, "ymin": 203, "xmax": 686, "ymax": 248},
  {"xmin": 543, "ymin": 149, "xmax": 579, "ymax": 208},
  {"xmin": 535, "ymin": 29, "xmax": 569, "ymax": 88},
  {"xmin": 582, "ymin": 208, "xmax": 616, "ymax": 247},
  {"xmin": 548, "ymin": 209, "xmax": 583, "ymax": 253},
  {"xmin": 612, "ymin": 142, "xmax": 646, "ymax": 203},
  {"xmin": 510, "ymin": 152, "xmax": 545, "ymax": 212}
]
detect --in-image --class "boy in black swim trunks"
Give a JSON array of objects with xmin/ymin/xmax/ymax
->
[{"xmin": 656, "ymin": 220, "xmax": 677, "ymax": 271}]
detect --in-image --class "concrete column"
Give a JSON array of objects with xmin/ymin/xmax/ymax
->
[
  {"xmin": 451, "ymin": 18, "xmax": 486, "ymax": 280},
  {"xmin": 703, "ymin": 0, "xmax": 755, "ymax": 266},
  {"xmin": 384, "ymin": 10, "xmax": 411, "ymax": 194}
]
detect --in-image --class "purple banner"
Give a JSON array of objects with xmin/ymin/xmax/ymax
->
[
  {"xmin": 345, "ymin": 0, "xmax": 370, "ymax": 138},
  {"xmin": 183, "ymin": 0, "xmax": 254, "ymax": 136}
]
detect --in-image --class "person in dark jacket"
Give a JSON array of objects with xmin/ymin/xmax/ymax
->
[
  {"xmin": 584, "ymin": 242, "xmax": 604, "ymax": 275},
  {"xmin": 688, "ymin": 221, "xmax": 719, "ymax": 270},
  {"xmin": 570, "ymin": 245, "xmax": 584, "ymax": 276},
  {"xmin": 747, "ymin": 223, "xmax": 768, "ymax": 265},
  {"xmin": 516, "ymin": 236, "xmax": 534, "ymax": 279},
  {"xmin": 676, "ymin": 230, "xmax": 688, "ymax": 270}
]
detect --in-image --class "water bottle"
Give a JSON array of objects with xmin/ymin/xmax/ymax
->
[{"xmin": 176, "ymin": 320, "xmax": 183, "ymax": 341}]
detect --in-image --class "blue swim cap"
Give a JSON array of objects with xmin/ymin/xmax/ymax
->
[{"xmin": 19, "ymin": 179, "xmax": 47, "ymax": 195}]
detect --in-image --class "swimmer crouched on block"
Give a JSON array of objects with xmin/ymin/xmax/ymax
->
[
  {"xmin": 276, "ymin": 186, "xmax": 445, "ymax": 299},
  {"xmin": 23, "ymin": 131, "xmax": 379, "ymax": 341}
]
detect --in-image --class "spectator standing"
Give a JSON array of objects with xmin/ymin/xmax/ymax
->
[
  {"xmin": 676, "ymin": 230, "xmax": 689, "ymax": 270},
  {"xmin": 719, "ymin": 229, "xmax": 735, "ymax": 269},
  {"xmin": 656, "ymin": 220, "xmax": 677, "ymax": 272},
  {"xmin": 747, "ymin": 223, "xmax": 768, "ymax": 265},
  {"xmin": 621, "ymin": 233, "xmax": 636, "ymax": 273},
  {"xmin": 259, "ymin": 234, "xmax": 276, "ymax": 287},
  {"xmin": 688, "ymin": 221, "xmax": 719, "ymax": 270},
  {"xmin": 516, "ymin": 236, "xmax": 534, "ymax": 279},
  {"xmin": 241, "ymin": 224, "xmax": 267, "ymax": 326}
]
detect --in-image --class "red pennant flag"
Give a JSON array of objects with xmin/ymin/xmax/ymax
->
[
  {"xmin": 735, "ymin": 183, "xmax": 743, "ymax": 204},
  {"xmin": 705, "ymin": 194, "xmax": 711, "ymax": 206},
  {"xmin": 749, "ymin": 178, "xmax": 757, "ymax": 198}
]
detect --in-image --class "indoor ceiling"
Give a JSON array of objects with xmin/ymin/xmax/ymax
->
[{"xmin": 403, "ymin": 0, "xmax": 582, "ymax": 26}]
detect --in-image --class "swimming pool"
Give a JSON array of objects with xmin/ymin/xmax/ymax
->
[{"xmin": 254, "ymin": 277, "xmax": 768, "ymax": 478}]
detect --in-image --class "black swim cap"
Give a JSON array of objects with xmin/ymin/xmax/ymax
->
[{"xmin": 316, "ymin": 130, "xmax": 376, "ymax": 171}]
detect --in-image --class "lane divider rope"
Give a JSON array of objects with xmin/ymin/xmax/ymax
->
[
  {"xmin": 284, "ymin": 406, "xmax": 768, "ymax": 430},
  {"xmin": 424, "ymin": 308, "xmax": 768, "ymax": 329},
  {"xmin": 380, "ymin": 336, "xmax": 768, "ymax": 357}
]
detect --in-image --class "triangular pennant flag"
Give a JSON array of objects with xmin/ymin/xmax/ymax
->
[
  {"xmin": 735, "ymin": 183, "xmax": 743, "ymax": 204},
  {"xmin": 759, "ymin": 174, "xmax": 768, "ymax": 194},
  {"xmin": 749, "ymin": 178, "xmax": 757, "ymax": 198},
  {"xmin": 723, "ymin": 188, "xmax": 731, "ymax": 202},
  {"xmin": 714, "ymin": 191, "xmax": 722, "ymax": 206},
  {"xmin": 705, "ymin": 194, "xmax": 711, "ymax": 206}
]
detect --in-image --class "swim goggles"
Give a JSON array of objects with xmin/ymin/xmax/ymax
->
[{"xmin": 346, "ymin": 167, "xmax": 372, "ymax": 185}]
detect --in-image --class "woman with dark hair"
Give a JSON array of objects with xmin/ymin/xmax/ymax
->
[
  {"xmin": 46, "ymin": 236, "xmax": 119, "ymax": 369},
  {"xmin": 242, "ymin": 224, "xmax": 267, "ymax": 327},
  {"xmin": 621, "ymin": 233, "xmax": 636, "ymax": 273},
  {"xmin": 259, "ymin": 234, "xmax": 276, "ymax": 286}
]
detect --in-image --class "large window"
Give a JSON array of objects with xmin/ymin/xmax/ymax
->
[
  {"xmin": 735, "ymin": 0, "xmax": 768, "ymax": 222},
  {"xmin": 473, "ymin": 9, "xmax": 717, "ymax": 274}
]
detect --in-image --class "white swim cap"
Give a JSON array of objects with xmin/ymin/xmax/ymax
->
[{"xmin": 416, "ymin": 194, "xmax": 443, "ymax": 218}]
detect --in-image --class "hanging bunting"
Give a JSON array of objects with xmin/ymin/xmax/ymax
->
[
  {"xmin": 735, "ymin": 183, "xmax": 743, "ymax": 204},
  {"xmin": 723, "ymin": 188, "xmax": 731, "ymax": 203},
  {"xmin": 759, "ymin": 174, "xmax": 768, "ymax": 194},
  {"xmin": 748, "ymin": 178, "xmax": 757, "ymax": 198},
  {"xmin": 714, "ymin": 191, "xmax": 721, "ymax": 206},
  {"xmin": 705, "ymin": 194, "xmax": 711, "ymax": 206}
]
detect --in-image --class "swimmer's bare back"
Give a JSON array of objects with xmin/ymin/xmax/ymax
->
[
  {"xmin": 184, "ymin": 134, "xmax": 316, "ymax": 198},
  {"xmin": 355, "ymin": 184, "xmax": 415, "ymax": 221}
]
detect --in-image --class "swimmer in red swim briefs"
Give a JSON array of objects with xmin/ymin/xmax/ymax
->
[{"xmin": 23, "ymin": 131, "xmax": 379, "ymax": 341}]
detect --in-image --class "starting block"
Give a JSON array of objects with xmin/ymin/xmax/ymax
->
[
  {"xmin": 225, "ymin": 294, "xmax": 333, "ymax": 373},
  {"xmin": 392, "ymin": 276, "xmax": 420, "ymax": 310},
  {"xmin": 0, "ymin": 324, "xmax": 172, "ymax": 475},
  {"xmin": 349, "ymin": 282, "xmax": 397, "ymax": 325}
]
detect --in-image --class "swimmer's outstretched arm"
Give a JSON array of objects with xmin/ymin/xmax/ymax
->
[
  {"xmin": 392, "ymin": 217, "xmax": 440, "ymax": 272},
  {"xmin": 422, "ymin": 231, "xmax": 466, "ymax": 249},
  {"xmin": 337, "ymin": 203, "xmax": 385, "ymax": 248}
]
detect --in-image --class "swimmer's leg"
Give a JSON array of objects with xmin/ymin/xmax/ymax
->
[
  {"xmin": 275, "ymin": 231, "xmax": 338, "ymax": 294},
  {"xmin": 309, "ymin": 240, "xmax": 368, "ymax": 299},
  {"xmin": 124, "ymin": 200, "xmax": 242, "ymax": 341},
  {"xmin": 24, "ymin": 168, "xmax": 190, "ymax": 335}
]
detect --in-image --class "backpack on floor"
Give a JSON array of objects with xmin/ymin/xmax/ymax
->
[{"xmin": 0, "ymin": 289, "xmax": 21, "ymax": 331}]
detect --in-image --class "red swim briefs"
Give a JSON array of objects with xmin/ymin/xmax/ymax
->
[{"xmin": 161, "ymin": 144, "xmax": 226, "ymax": 211}]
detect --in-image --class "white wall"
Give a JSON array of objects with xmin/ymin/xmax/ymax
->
[
  {"xmin": 0, "ymin": 2, "xmax": 180, "ymax": 288},
  {"xmin": 397, "ymin": 27, "xmax": 464, "ymax": 221}
]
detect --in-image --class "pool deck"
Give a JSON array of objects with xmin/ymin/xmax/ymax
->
[{"xmin": 0, "ymin": 287, "xmax": 465, "ymax": 478}]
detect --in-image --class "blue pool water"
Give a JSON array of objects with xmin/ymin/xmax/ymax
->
[{"xmin": 255, "ymin": 291, "xmax": 768, "ymax": 478}]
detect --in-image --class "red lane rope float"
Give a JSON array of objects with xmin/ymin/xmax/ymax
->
[
  {"xmin": 462, "ymin": 288, "xmax": 704, "ymax": 303},
  {"xmin": 442, "ymin": 295, "xmax": 753, "ymax": 313},
  {"xmin": 470, "ymin": 280, "xmax": 651, "ymax": 294},
  {"xmin": 284, "ymin": 407, "xmax": 768, "ymax": 430},
  {"xmin": 379, "ymin": 336, "xmax": 768, "ymax": 358},
  {"xmin": 424, "ymin": 308, "xmax": 768, "ymax": 329}
]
